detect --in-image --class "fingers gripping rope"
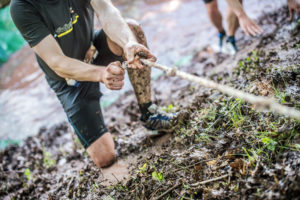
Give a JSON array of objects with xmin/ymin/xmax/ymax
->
[{"xmin": 140, "ymin": 59, "xmax": 300, "ymax": 120}]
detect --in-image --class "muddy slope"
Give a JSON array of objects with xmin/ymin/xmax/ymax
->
[{"xmin": 1, "ymin": 7, "xmax": 300, "ymax": 200}]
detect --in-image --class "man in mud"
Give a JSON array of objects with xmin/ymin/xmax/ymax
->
[
  {"xmin": 203, "ymin": 0, "xmax": 263, "ymax": 54},
  {"xmin": 10, "ymin": 0, "xmax": 175, "ymax": 168}
]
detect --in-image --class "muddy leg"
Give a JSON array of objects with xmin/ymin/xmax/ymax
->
[
  {"xmin": 125, "ymin": 19, "xmax": 151, "ymax": 105},
  {"xmin": 105, "ymin": 19, "xmax": 152, "ymax": 119},
  {"xmin": 205, "ymin": 0, "xmax": 225, "ymax": 33},
  {"xmin": 226, "ymin": 0, "xmax": 242, "ymax": 36}
]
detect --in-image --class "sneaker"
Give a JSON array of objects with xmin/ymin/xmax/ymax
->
[
  {"xmin": 218, "ymin": 32, "xmax": 226, "ymax": 52},
  {"xmin": 141, "ymin": 104, "xmax": 178, "ymax": 133},
  {"xmin": 223, "ymin": 36, "xmax": 238, "ymax": 55}
]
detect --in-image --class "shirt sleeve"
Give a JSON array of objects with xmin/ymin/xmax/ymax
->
[{"xmin": 10, "ymin": 0, "xmax": 51, "ymax": 47}]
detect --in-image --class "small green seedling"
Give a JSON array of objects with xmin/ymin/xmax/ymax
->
[
  {"xmin": 152, "ymin": 171, "xmax": 165, "ymax": 182},
  {"xmin": 24, "ymin": 168, "xmax": 32, "ymax": 181},
  {"xmin": 139, "ymin": 163, "xmax": 147, "ymax": 174},
  {"xmin": 92, "ymin": 182, "xmax": 99, "ymax": 192},
  {"xmin": 43, "ymin": 150, "xmax": 56, "ymax": 167},
  {"xmin": 162, "ymin": 104, "xmax": 176, "ymax": 113},
  {"xmin": 261, "ymin": 137, "xmax": 277, "ymax": 151}
]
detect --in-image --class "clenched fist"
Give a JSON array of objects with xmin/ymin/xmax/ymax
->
[
  {"xmin": 103, "ymin": 61, "xmax": 125, "ymax": 90},
  {"xmin": 123, "ymin": 41, "xmax": 156, "ymax": 69}
]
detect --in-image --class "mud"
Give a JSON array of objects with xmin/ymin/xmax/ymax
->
[
  {"xmin": 1, "ymin": 4, "xmax": 300, "ymax": 200},
  {"xmin": 0, "ymin": 0, "xmax": 285, "ymax": 141}
]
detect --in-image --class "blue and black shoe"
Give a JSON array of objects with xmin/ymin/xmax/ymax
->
[
  {"xmin": 218, "ymin": 32, "xmax": 226, "ymax": 52},
  {"xmin": 140, "ymin": 104, "xmax": 178, "ymax": 134},
  {"xmin": 224, "ymin": 36, "xmax": 238, "ymax": 55}
]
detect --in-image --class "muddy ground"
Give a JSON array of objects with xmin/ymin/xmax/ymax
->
[{"xmin": 1, "ymin": 6, "xmax": 300, "ymax": 200}]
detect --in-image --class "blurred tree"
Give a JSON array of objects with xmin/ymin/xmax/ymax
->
[
  {"xmin": 0, "ymin": 4, "xmax": 25, "ymax": 66},
  {"xmin": 0, "ymin": 0, "xmax": 10, "ymax": 8}
]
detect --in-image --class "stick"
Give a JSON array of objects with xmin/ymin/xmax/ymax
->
[
  {"xmin": 112, "ymin": 173, "xmax": 120, "ymax": 183},
  {"xmin": 140, "ymin": 59, "xmax": 300, "ymax": 120},
  {"xmin": 190, "ymin": 174, "xmax": 229, "ymax": 187},
  {"xmin": 154, "ymin": 182, "xmax": 182, "ymax": 200},
  {"xmin": 169, "ymin": 157, "xmax": 218, "ymax": 173}
]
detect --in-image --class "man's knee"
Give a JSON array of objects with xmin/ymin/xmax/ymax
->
[
  {"xmin": 86, "ymin": 132, "xmax": 116, "ymax": 168},
  {"xmin": 126, "ymin": 18, "xmax": 147, "ymax": 46},
  {"xmin": 93, "ymin": 150, "xmax": 116, "ymax": 168}
]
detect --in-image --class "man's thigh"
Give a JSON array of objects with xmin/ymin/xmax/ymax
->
[
  {"xmin": 56, "ymin": 82, "xmax": 108, "ymax": 148},
  {"xmin": 92, "ymin": 29, "xmax": 124, "ymax": 66}
]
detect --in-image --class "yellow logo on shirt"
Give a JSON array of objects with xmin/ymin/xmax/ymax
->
[{"xmin": 55, "ymin": 13, "xmax": 79, "ymax": 38}]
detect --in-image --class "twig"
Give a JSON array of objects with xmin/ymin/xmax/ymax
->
[
  {"xmin": 112, "ymin": 173, "xmax": 120, "ymax": 183},
  {"xmin": 190, "ymin": 174, "xmax": 229, "ymax": 187},
  {"xmin": 169, "ymin": 157, "xmax": 218, "ymax": 173},
  {"xmin": 141, "ymin": 59, "xmax": 300, "ymax": 120},
  {"xmin": 154, "ymin": 182, "xmax": 182, "ymax": 200}
]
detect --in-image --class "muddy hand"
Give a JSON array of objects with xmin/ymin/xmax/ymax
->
[
  {"xmin": 84, "ymin": 45, "xmax": 97, "ymax": 64},
  {"xmin": 124, "ymin": 41, "xmax": 156, "ymax": 69},
  {"xmin": 103, "ymin": 61, "xmax": 125, "ymax": 90}
]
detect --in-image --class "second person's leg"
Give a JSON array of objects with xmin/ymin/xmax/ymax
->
[
  {"xmin": 225, "ymin": 0, "xmax": 242, "ymax": 53},
  {"xmin": 204, "ymin": 0, "xmax": 226, "ymax": 51},
  {"xmin": 204, "ymin": 0, "xmax": 225, "ymax": 33}
]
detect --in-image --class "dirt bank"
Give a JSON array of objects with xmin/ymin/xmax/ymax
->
[{"xmin": 1, "ymin": 6, "xmax": 300, "ymax": 200}]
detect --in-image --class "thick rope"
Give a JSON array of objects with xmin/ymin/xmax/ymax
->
[{"xmin": 140, "ymin": 59, "xmax": 300, "ymax": 120}]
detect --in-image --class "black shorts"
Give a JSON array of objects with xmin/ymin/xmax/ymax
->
[
  {"xmin": 56, "ymin": 30, "xmax": 123, "ymax": 148},
  {"xmin": 203, "ymin": 0, "xmax": 214, "ymax": 4}
]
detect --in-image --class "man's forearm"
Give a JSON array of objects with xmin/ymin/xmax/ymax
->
[
  {"xmin": 91, "ymin": 0, "xmax": 137, "ymax": 49},
  {"xmin": 226, "ymin": 0, "xmax": 246, "ymax": 18},
  {"xmin": 50, "ymin": 55, "xmax": 104, "ymax": 82}
]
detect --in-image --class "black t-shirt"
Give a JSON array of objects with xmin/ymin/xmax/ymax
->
[{"xmin": 10, "ymin": 0, "xmax": 94, "ymax": 88}]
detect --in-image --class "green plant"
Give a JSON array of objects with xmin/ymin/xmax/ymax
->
[
  {"xmin": 162, "ymin": 104, "xmax": 176, "ymax": 113},
  {"xmin": 251, "ymin": 50, "xmax": 259, "ymax": 62},
  {"xmin": 43, "ymin": 150, "xmax": 56, "ymax": 167},
  {"xmin": 152, "ymin": 171, "xmax": 165, "ymax": 182},
  {"xmin": 272, "ymin": 84, "xmax": 287, "ymax": 104},
  {"xmin": 204, "ymin": 106, "xmax": 217, "ymax": 122},
  {"xmin": 92, "ymin": 182, "xmax": 99, "ymax": 192},
  {"xmin": 261, "ymin": 137, "xmax": 277, "ymax": 151},
  {"xmin": 139, "ymin": 163, "xmax": 147, "ymax": 174},
  {"xmin": 242, "ymin": 147, "xmax": 256, "ymax": 163},
  {"xmin": 24, "ymin": 168, "xmax": 32, "ymax": 181},
  {"xmin": 229, "ymin": 98, "xmax": 245, "ymax": 128}
]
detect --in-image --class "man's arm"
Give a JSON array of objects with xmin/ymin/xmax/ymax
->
[
  {"xmin": 225, "ymin": 0, "xmax": 263, "ymax": 36},
  {"xmin": 33, "ymin": 35, "xmax": 125, "ymax": 90},
  {"xmin": 91, "ymin": 0, "xmax": 136, "ymax": 48},
  {"xmin": 91, "ymin": 0, "xmax": 156, "ymax": 69}
]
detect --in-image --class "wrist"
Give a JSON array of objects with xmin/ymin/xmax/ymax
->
[
  {"xmin": 237, "ymin": 11, "xmax": 247, "ymax": 19},
  {"xmin": 94, "ymin": 67, "xmax": 105, "ymax": 83}
]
